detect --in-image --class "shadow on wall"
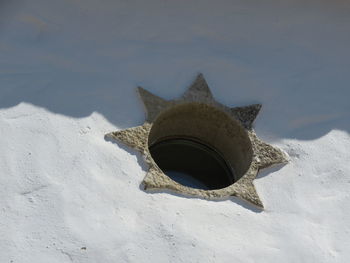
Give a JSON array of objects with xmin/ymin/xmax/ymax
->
[
  {"xmin": 1, "ymin": 69, "xmax": 349, "ymax": 141},
  {"xmin": 0, "ymin": 0, "xmax": 349, "ymax": 140}
]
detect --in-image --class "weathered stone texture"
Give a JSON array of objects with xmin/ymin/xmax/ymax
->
[{"xmin": 106, "ymin": 74, "xmax": 288, "ymax": 208}]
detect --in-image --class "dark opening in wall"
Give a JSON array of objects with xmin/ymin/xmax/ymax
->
[
  {"xmin": 149, "ymin": 137, "xmax": 234, "ymax": 190},
  {"xmin": 147, "ymin": 102, "xmax": 253, "ymax": 190}
]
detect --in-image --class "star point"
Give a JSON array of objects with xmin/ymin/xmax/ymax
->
[
  {"xmin": 230, "ymin": 104, "xmax": 262, "ymax": 129},
  {"xmin": 182, "ymin": 73, "xmax": 214, "ymax": 102},
  {"xmin": 137, "ymin": 86, "xmax": 169, "ymax": 122}
]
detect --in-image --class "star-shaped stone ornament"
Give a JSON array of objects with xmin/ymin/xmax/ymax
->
[{"xmin": 106, "ymin": 74, "xmax": 288, "ymax": 208}]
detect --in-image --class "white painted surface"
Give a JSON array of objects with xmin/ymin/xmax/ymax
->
[{"xmin": 0, "ymin": 0, "xmax": 350, "ymax": 262}]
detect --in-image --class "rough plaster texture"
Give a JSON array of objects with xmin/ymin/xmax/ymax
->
[{"xmin": 106, "ymin": 74, "xmax": 288, "ymax": 208}]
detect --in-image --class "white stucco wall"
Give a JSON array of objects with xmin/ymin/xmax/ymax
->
[{"xmin": 0, "ymin": 0, "xmax": 349, "ymax": 262}]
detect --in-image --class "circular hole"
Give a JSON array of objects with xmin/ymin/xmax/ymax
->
[
  {"xmin": 149, "ymin": 137, "xmax": 234, "ymax": 190},
  {"xmin": 148, "ymin": 102, "xmax": 253, "ymax": 190}
]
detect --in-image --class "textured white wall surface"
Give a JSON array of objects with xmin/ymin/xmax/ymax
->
[{"xmin": 0, "ymin": 0, "xmax": 350, "ymax": 262}]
